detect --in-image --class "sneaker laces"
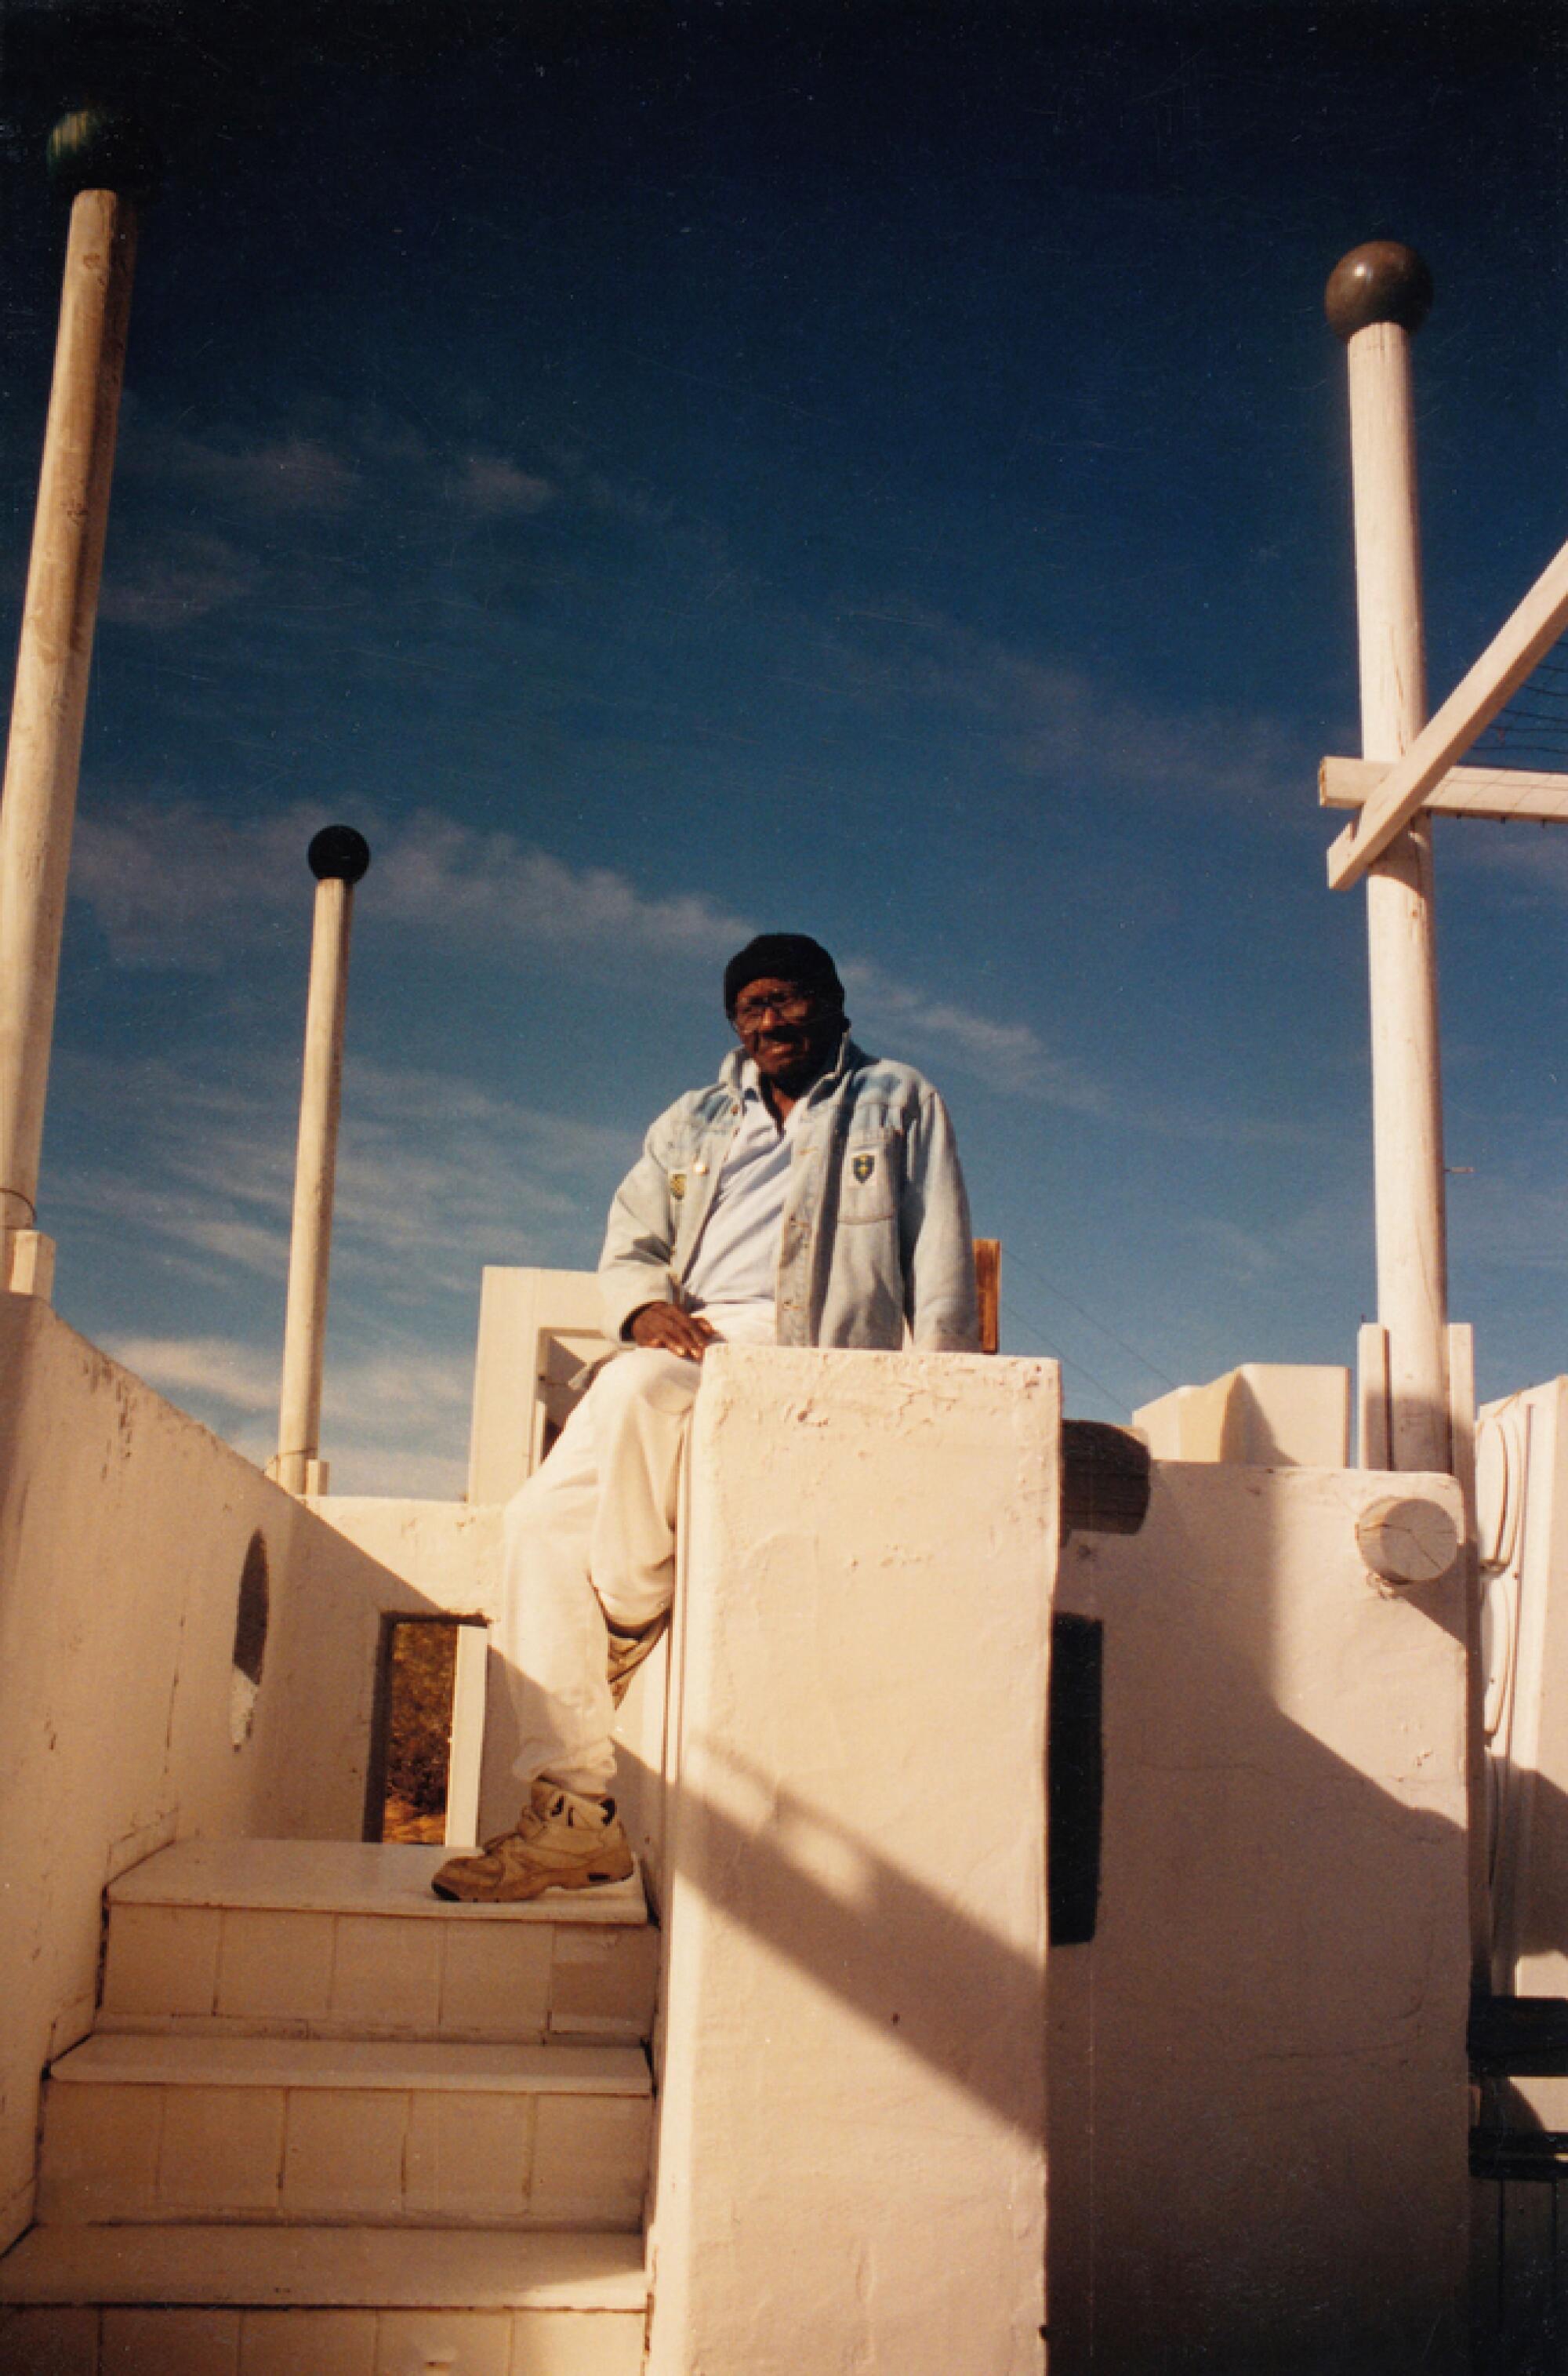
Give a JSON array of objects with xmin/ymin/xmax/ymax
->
[{"xmin": 482, "ymin": 1783, "xmax": 615, "ymax": 1855}]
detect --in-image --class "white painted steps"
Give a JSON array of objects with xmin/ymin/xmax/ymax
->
[
  {"xmin": 0, "ymin": 1840, "xmax": 657, "ymax": 2374},
  {"xmin": 100, "ymin": 1840, "xmax": 657, "ymax": 2044},
  {"xmin": 0, "ymin": 2228, "xmax": 645, "ymax": 2372},
  {"xmin": 39, "ymin": 2033, "xmax": 651, "ymax": 2229}
]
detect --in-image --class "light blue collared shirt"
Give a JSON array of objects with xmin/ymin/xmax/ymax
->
[{"xmin": 682, "ymin": 1067, "xmax": 804, "ymax": 1336}]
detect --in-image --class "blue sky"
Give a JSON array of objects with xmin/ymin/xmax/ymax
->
[{"xmin": 5, "ymin": 2, "xmax": 1568, "ymax": 1490}]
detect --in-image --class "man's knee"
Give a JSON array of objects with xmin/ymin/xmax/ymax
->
[{"xmin": 588, "ymin": 1346, "xmax": 703, "ymax": 1424}]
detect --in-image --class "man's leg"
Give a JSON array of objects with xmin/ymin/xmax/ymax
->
[
  {"xmin": 499, "ymin": 1385, "xmax": 618, "ymax": 1796},
  {"xmin": 585, "ymin": 1344, "xmax": 702, "ymax": 1629},
  {"xmin": 434, "ymin": 1347, "xmax": 700, "ymax": 1902}
]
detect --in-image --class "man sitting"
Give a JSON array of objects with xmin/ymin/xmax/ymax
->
[{"xmin": 434, "ymin": 932, "xmax": 979, "ymax": 1902}]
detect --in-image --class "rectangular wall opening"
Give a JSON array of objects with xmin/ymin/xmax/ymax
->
[{"xmin": 382, "ymin": 1617, "xmax": 457, "ymax": 1842}]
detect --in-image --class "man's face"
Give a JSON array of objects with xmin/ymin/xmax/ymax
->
[{"xmin": 731, "ymin": 975, "xmax": 843, "ymax": 1092}]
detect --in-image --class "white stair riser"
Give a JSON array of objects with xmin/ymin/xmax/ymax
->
[
  {"xmin": 38, "ymin": 2085, "xmax": 650, "ymax": 2230},
  {"xmin": 0, "ymin": 2302, "xmax": 646, "ymax": 2374},
  {"xmin": 101, "ymin": 1906, "xmax": 658, "ymax": 2045}
]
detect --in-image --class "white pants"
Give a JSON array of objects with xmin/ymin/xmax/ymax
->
[{"xmin": 499, "ymin": 1348, "xmax": 702, "ymax": 1797}]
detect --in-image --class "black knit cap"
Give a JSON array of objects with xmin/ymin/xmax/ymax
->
[{"xmin": 723, "ymin": 932, "xmax": 844, "ymax": 1019}]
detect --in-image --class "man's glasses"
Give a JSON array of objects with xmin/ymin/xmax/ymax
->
[{"xmin": 733, "ymin": 990, "xmax": 816, "ymax": 1030}]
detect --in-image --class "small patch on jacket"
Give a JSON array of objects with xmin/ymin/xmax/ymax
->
[
  {"xmin": 670, "ymin": 1172, "xmax": 687, "ymax": 1201},
  {"xmin": 851, "ymin": 1152, "xmax": 876, "ymax": 1184}
]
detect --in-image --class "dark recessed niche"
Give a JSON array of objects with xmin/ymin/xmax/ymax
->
[
  {"xmin": 1048, "ymin": 1614, "xmax": 1103, "ymax": 1947},
  {"xmin": 230, "ymin": 1530, "xmax": 270, "ymax": 1747}
]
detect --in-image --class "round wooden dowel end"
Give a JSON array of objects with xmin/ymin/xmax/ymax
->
[
  {"xmin": 1326, "ymin": 241, "xmax": 1432, "ymax": 341},
  {"xmin": 1356, "ymin": 1492, "xmax": 1459, "ymax": 1589},
  {"xmin": 46, "ymin": 108, "xmax": 162, "ymax": 204},
  {"xmin": 307, "ymin": 826, "xmax": 372, "ymax": 885}
]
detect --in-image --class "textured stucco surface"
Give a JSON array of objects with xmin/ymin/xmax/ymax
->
[
  {"xmin": 646, "ymin": 1346, "xmax": 1058, "ymax": 2376},
  {"xmin": 0, "ymin": 1300, "xmax": 437, "ymax": 2250},
  {"xmin": 1050, "ymin": 1457, "xmax": 1472, "ymax": 2375}
]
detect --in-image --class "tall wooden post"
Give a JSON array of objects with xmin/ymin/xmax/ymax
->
[
  {"xmin": 0, "ymin": 111, "xmax": 158, "ymax": 1299},
  {"xmin": 1328, "ymin": 242, "xmax": 1450, "ymax": 1475},
  {"xmin": 274, "ymin": 827, "xmax": 371, "ymax": 1497}
]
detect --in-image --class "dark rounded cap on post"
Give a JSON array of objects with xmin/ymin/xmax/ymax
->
[
  {"xmin": 307, "ymin": 826, "xmax": 372, "ymax": 885},
  {"xmin": 1325, "ymin": 241, "xmax": 1433, "ymax": 341},
  {"xmin": 46, "ymin": 107, "xmax": 163, "ymax": 205}
]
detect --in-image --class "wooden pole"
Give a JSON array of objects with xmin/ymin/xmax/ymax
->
[
  {"xmin": 0, "ymin": 113, "xmax": 157, "ymax": 1297},
  {"xmin": 1327, "ymin": 242, "xmax": 1450, "ymax": 1474},
  {"xmin": 973, "ymin": 1238, "xmax": 1001, "ymax": 1354},
  {"xmin": 274, "ymin": 827, "xmax": 370, "ymax": 1496}
]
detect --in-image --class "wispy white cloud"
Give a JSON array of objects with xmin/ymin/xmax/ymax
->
[
  {"xmin": 69, "ymin": 799, "xmax": 1090, "ymax": 1103},
  {"xmin": 108, "ymin": 1329, "xmax": 474, "ymax": 1498},
  {"xmin": 106, "ymin": 1332, "xmax": 279, "ymax": 1414},
  {"xmin": 122, "ymin": 420, "xmax": 360, "ymax": 514},
  {"xmin": 833, "ymin": 607, "xmax": 1313, "ymax": 820},
  {"xmin": 100, "ymin": 531, "xmax": 259, "ymax": 628},
  {"xmin": 839, "ymin": 958, "xmax": 1106, "ymax": 1110},
  {"xmin": 455, "ymin": 453, "xmax": 556, "ymax": 515},
  {"xmin": 49, "ymin": 1048, "xmax": 638, "ymax": 1303},
  {"xmin": 71, "ymin": 801, "xmax": 756, "ymax": 974}
]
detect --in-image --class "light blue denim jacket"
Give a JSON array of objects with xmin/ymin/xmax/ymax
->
[{"xmin": 598, "ymin": 1036, "xmax": 980, "ymax": 1353}]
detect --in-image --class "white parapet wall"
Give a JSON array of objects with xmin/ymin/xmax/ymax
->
[
  {"xmin": 645, "ymin": 1346, "xmax": 1060, "ymax": 2376},
  {"xmin": 1050, "ymin": 1455, "xmax": 1472, "ymax": 2375},
  {"xmin": 0, "ymin": 1297, "xmax": 459, "ymax": 2253},
  {"xmin": 1134, "ymin": 1361, "xmax": 1352, "ymax": 1466},
  {"xmin": 1475, "ymin": 1375, "xmax": 1568, "ymax": 1998}
]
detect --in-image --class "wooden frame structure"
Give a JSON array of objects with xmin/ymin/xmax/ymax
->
[
  {"xmin": 1323, "ymin": 242, "xmax": 1568, "ymax": 1477},
  {"xmin": 1325, "ymin": 532, "xmax": 1568, "ymax": 888}
]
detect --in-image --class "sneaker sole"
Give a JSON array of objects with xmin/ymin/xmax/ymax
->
[{"xmin": 430, "ymin": 1856, "xmax": 635, "ymax": 1905}]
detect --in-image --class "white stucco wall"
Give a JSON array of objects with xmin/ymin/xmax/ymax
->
[
  {"xmin": 1049, "ymin": 1457, "xmax": 1472, "ymax": 2375},
  {"xmin": 645, "ymin": 1346, "xmax": 1059, "ymax": 2376},
  {"xmin": 0, "ymin": 1299, "xmax": 446, "ymax": 2251},
  {"xmin": 1134, "ymin": 1361, "xmax": 1352, "ymax": 1466}
]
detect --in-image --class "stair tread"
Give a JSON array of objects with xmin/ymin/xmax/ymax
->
[
  {"xmin": 52, "ymin": 2033, "xmax": 649, "ymax": 2096},
  {"xmin": 110, "ymin": 1839, "xmax": 646, "ymax": 1926},
  {"xmin": 0, "ymin": 2224, "xmax": 646, "ymax": 2309}
]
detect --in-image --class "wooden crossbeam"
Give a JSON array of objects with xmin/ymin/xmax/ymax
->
[
  {"xmin": 1327, "ymin": 529, "xmax": 1568, "ymax": 888},
  {"xmin": 1321, "ymin": 755, "xmax": 1568, "ymax": 824}
]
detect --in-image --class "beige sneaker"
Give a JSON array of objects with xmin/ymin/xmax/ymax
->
[
  {"xmin": 430, "ymin": 1779, "xmax": 634, "ymax": 1902},
  {"xmin": 606, "ymin": 1609, "xmax": 670, "ymax": 1707}
]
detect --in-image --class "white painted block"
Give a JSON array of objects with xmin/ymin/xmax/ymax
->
[
  {"xmin": 404, "ymin": 2093, "xmax": 534, "ymax": 2224},
  {"xmin": 1134, "ymin": 1361, "xmax": 1351, "ymax": 1466},
  {"xmin": 548, "ymin": 1930, "xmax": 659, "ymax": 2041},
  {"xmin": 237, "ymin": 2312, "xmax": 377, "ymax": 2374},
  {"xmin": 1051, "ymin": 1458, "xmax": 1472, "ymax": 2374},
  {"xmin": 0, "ymin": 2225, "xmax": 647, "ymax": 2315},
  {"xmin": 372, "ymin": 2309, "xmax": 511, "ymax": 2374},
  {"xmin": 331, "ymin": 1919, "xmax": 443, "ymax": 2033},
  {"xmin": 54, "ymin": 2033, "xmax": 646, "ymax": 2098},
  {"xmin": 531, "ymin": 2095, "xmax": 651, "ymax": 2229},
  {"xmin": 158, "ymin": 2088, "xmax": 285, "ymax": 2217},
  {"xmin": 509, "ymin": 2312, "xmax": 647, "ymax": 2376},
  {"xmin": 439, "ymin": 1924, "xmax": 553, "ymax": 2040},
  {"xmin": 281, "ymin": 2091, "xmax": 408, "ymax": 2222},
  {"xmin": 0, "ymin": 2305, "xmax": 98, "ymax": 2374},
  {"xmin": 38, "ymin": 2085, "xmax": 162, "ymax": 2222},
  {"xmin": 103, "ymin": 2308, "xmax": 241, "ymax": 2373},
  {"xmin": 216, "ymin": 1914, "xmax": 335, "ymax": 2022},
  {"xmin": 646, "ymin": 1348, "xmax": 1058, "ymax": 2376},
  {"xmin": 103, "ymin": 1906, "xmax": 222, "ymax": 2019},
  {"xmin": 111, "ymin": 1840, "xmax": 646, "ymax": 1927}
]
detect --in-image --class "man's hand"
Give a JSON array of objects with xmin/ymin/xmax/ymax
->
[{"xmin": 628, "ymin": 1302, "xmax": 718, "ymax": 1361}]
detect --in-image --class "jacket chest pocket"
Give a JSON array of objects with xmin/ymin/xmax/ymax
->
[
  {"xmin": 672, "ymin": 1124, "xmax": 736, "ymax": 1243},
  {"xmin": 837, "ymin": 1128, "xmax": 899, "ymax": 1224}
]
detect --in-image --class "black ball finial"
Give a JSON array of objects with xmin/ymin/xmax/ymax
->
[
  {"xmin": 1325, "ymin": 241, "xmax": 1433, "ymax": 341},
  {"xmin": 307, "ymin": 826, "xmax": 372, "ymax": 885},
  {"xmin": 46, "ymin": 108, "xmax": 162, "ymax": 205}
]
